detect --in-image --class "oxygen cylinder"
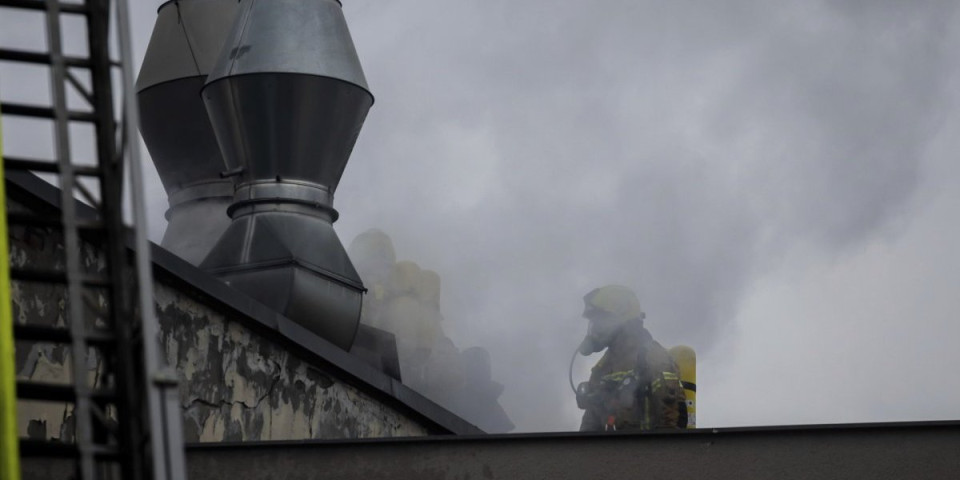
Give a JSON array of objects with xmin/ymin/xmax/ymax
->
[{"xmin": 669, "ymin": 345, "xmax": 696, "ymax": 428}]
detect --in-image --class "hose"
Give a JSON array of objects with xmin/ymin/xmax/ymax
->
[{"xmin": 569, "ymin": 345, "xmax": 580, "ymax": 395}]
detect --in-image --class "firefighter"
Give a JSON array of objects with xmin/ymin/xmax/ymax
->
[{"xmin": 576, "ymin": 285, "xmax": 686, "ymax": 432}]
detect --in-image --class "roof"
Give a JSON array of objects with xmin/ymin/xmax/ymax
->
[{"xmin": 5, "ymin": 170, "xmax": 483, "ymax": 436}]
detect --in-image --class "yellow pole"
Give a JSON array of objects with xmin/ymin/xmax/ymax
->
[
  {"xmin": 0, "ymin": 107, "xmax": 21, "ymax": 479},
  {"xmin": 669, "ymin": 345, "xmax": 696, "ymax": 429}
]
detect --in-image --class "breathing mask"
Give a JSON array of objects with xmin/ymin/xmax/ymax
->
[{"xmin": 577, "ymin": 313, "xmax": 633, "ymax": 355}]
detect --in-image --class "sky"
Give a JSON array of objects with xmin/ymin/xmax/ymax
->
[{"xmin": 4, "ymin": 0, "xmax": 960, "ymax": 433}]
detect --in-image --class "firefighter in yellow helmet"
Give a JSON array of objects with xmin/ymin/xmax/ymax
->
[{"xmin": 576, "ymin": 285, "xmax": 686, "ymax": 431}]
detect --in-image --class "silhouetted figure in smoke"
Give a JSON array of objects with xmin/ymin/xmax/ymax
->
[
  {"xmin": 575, "ymin": 285, "xmax": 686, "ymax": 431},
  {"xmin": 347, "ymin": 229, "xmax": 515, "ymax": 433},
  {"xmin": 453, "ymin": 347, "xmax": 515, "ymax": 433}
]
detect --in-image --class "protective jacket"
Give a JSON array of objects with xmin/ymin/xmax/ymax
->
[{"xmin": 578, "ymin": 320, "xmax": 686, "ymax": 431}]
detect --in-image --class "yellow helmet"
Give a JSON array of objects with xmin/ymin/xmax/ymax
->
[{"xmin": 583, "ymin": 285, "xmax": 644, "ymax": 323}]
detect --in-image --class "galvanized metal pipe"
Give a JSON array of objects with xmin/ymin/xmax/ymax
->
[
  {"xmin": 199, "ymin": 0, "xmax": 373, "ymax": 350},
  {"xmin": 137, "ymin": 0, "xmax": 241, "ymax": 265}
]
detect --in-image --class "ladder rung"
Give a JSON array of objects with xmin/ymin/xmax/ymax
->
[
  {"xmin": 13, "ymin": 324, "xmax": 116, "ymax": 346},
  {"xmin": 0, "ymin": 48, "xmax": 91, "ymax": 67},
  {"xmin": 87, "ymin": 444, "xmax": 121, "ymax": 458},
  {"xmin": 3, "ymin": 156, "xmax": 102, "ymax": 176},
  {"xmin": 17, "ymin": 380, "xmax": 115, "ymax": 402},
  {"xmin": 18, "ymin": 439, "xmax": 75, "ymax": 458},
  {"xmin": 19, "ymin": 439, "xmax": 122, "ymax": 459},
  {"xmin": 0, "ymin": 102, "xmax": 97, "ymax": 122},
  {"xmin": 6, "ymin": 212, "xmax": 103, "ymax": 231},
  {"xmin": 0, "ymin": 0, "xmax": 89, "ymax": 15},
  {"xmin": 10, "ymin": 268, "xmax": 112, "ymax": 288}
]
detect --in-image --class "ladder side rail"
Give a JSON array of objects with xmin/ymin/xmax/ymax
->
[
  {"xmin": 114, "ymin": 0, "xmax": 188, "ymax": 477},
  {"xmin": 85, "ymin": 0, "xmax": 147, "ymax": 478},
  {"xmin": 43, "ymin": 0, "xmax": 96, "ymax": 478},
  {"xmin": 0, "ymin": 91, "xmax": 24, "ymax": 480}
]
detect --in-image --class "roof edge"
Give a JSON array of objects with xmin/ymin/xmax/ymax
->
[{"xmin": 4, "ymin": 171, "xmax": 484, "ymax": 436}]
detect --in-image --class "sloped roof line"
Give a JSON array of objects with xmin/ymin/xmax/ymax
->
[{"xmin": 5, "ymin": 171, "xmax": 483, "ymax": 436}]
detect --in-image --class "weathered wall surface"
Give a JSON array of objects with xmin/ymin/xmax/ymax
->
[
  {"xmin": 11, "ymin": 214, "xmax": 429, "ymax": 443},
  {"xmin": 156, "ymin": 284, "xmax": 428, "ymax": 441},
  {"xmin": 9, "ymin": 198, "xmax": 109, "ymax": 443}
]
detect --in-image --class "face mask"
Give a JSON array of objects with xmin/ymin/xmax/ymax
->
[
  {"xmin": 578, "ymin": 318, "xmax": 619, "ymax": 355},
  {"xmin": 578, "ymin": 335, "xmax": 601, "ymax": 355}
]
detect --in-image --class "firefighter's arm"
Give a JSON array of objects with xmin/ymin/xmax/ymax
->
[{"xmin": 649, "ymin": 369, "xmax": 686, "ymax": 429}]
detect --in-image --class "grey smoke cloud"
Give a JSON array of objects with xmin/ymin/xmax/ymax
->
[
  {"xmin": 5, "ymin": 0, "xmax": 954, "ymax": 432},
  {"xmin": 302, "ymin": 1, "xmax": 956, "ymax": 431},
  {"xmin": 331, "ymin": 1, "xmax": 958, "ymax": 431}
]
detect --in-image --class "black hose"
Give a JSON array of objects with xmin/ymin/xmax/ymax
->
[{"xmin": 569, "ymin": 345, "xmax": 580, "ymax": 395}]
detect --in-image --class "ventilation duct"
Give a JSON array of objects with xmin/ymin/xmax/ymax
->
[
  {"xmin": 137, "ymin": 0, "xmax": 241, "ymax": 265},
  {"xmin": 200, "ymin": 0, "xmax": 373, "ymax": 350}
]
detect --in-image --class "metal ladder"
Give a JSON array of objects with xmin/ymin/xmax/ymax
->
[{"xmin": 0, "ymin": 1, "xmax": 186, "ymax": 479}]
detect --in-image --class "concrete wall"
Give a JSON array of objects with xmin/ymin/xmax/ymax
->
[
  {"xmin": 10, "ymin": 197, "xmax": 107, "ymax": 443},
  {"xmin": 156, "ymin": 284, "xmax": 428, "ymax": 441},
  {"xmin": 10, "ymin": 199, "xmax": 431, "ymax": 443}
]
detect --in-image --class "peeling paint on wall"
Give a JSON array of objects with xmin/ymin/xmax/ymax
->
[
  {"xmin": 10, "ymin": 206, "xmax": 429, "ymax": 443},
  {"xmin": 8, "ymin": 208, "xmax": 109, "ymax": 444},
  {"xmin": 155, "ymin": 285, "xmax": 428, "ymax": 441}
]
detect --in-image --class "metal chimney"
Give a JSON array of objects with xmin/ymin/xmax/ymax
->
[
  {"xmin": 200, "ymin": 0, "xmax": 373, "ymax": 350},
  {"xmin": 137, "ymin": 0, "xmax": 241, "ymax": 265}
]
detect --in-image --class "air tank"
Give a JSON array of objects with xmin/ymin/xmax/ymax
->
[
  {"xmin": 669, "ymin": 345, "xmax": 697, "ymax": 428},
  {"xmin": 199, "ymin": 0, "xmax": 373, "ymax": 350},
  {"xmin": 136, "ymin": 0, "xmax": 241, "ymax": 265}
]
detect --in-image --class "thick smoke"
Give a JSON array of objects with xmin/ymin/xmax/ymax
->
[
  {"xmin": 348, "ymin": 229, "xmax": 514, "ymax": 432},
  {"xmin": 115, "ymin": 1, "xmax": 959, "ymax": 431},
  {"xmin": 332, "ymin": 1, "xmax": 957, "ymax": 431}
]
